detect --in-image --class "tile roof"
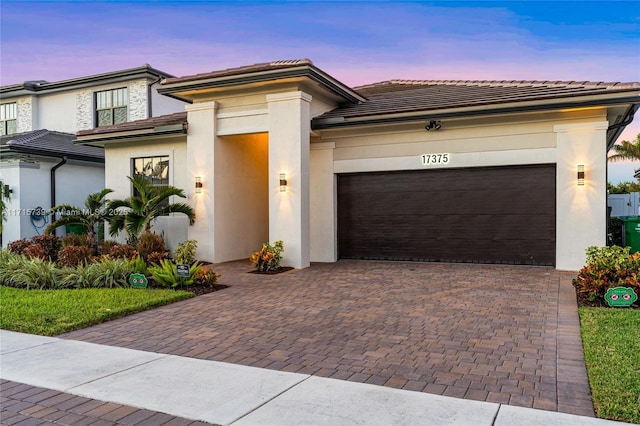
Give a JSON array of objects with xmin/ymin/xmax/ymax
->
[
  {"xmin": 1, "ymin": 65, "xmax": 174, "ymax": 94},
  {"xmin": 1, "ymin": 130, "xmax": 104, "ymax": 161},
  {"xmin": 317, "ymin": 80, "xmax": 640, "ymax": 120},
  {"xmin": 162, "ymin": 59, "xmax": 314, "ymax": 85},
  {"xmin": 76, "ymin": 112, "xmax": 187, "ymax": 136}
]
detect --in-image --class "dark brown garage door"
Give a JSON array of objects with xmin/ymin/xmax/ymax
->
[{"xmin": 337, "ymin": 164, "xmax": 556, "ymax": 266}]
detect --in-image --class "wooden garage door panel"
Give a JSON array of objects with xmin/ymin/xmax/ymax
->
[{"xmin": 338, "ymin": 165, "xmax": 556, "ymax": 265}]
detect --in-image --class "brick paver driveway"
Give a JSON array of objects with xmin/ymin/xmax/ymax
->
[{"xmin": 62, "ymin": 260, "xmax": 593, "ymax": 416}]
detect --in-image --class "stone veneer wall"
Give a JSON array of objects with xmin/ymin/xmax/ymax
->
[
  {"xmin": 16, "ymin": 97, "xmax": 33, "ymax": 133},
  {"xmin": 76, "ymin": 79, "xmax": 149, "ymax": 131}
]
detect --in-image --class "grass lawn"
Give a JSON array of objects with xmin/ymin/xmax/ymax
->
[
  {"xmin": 0, "ymin": 286, "xmax": 193, "ymax": 336},
  {"xmin": 579, "ymin": 307, "xmax": 640, "ymax": 424}
]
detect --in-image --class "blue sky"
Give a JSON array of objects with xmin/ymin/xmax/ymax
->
[{"xmin": 1, "ymin": 0, "xmax": 639, "ymax": 181}]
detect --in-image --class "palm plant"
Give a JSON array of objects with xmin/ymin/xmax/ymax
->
[
  {"xmin": 608, "ymin": 133, "xmax": 640, "ymax": 163},
  {"xmin": 107, "ymin": 174, "xmax": 195, "ymax": 244},
  {"xmin": 46, "ymin": 188, "xmax": 114, "ymax": 255}
]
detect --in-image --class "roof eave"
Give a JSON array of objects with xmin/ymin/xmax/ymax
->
[
  {"xmin": 3, "ymin": 145, "xmax": 104, "ymax": 163},
  {"xmin": 312, "ymin": 93, "xmax": 640, "ymax": 131},
  {"xmin": 159, "ymin": 65, "xmax": 366, "ymax": 105},
  {"xmin": 0, "ymin": 65, "xmax": 175, "ymax": 97},
  {"xmin": 75, "ymin": 123, "xmax": 187, "ymax": 146}
]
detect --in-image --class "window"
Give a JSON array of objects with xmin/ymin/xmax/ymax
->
[
  {"xmin": 0, "ymin": 103, "xmax": 17, "ymax": 135},
  {"xmin": 132, "ymin": 156, "xmax": 170, "ymax": 207},
  {"xmin": 95, "ymin": 88, "xmax": 128, "ymax": 126}
]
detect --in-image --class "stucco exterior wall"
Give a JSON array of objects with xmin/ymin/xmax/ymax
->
[
  {"xmin": 150, "ymin": 82, "xmax": 188, "ymax": 117},
  {"xmin": 310, "ymin": 108, "xmax": 609, "ymax": 269},
  {"xmin": 0, "ymin": 159, "xmax": 103, "ymax": 245},
  {"xmin": 104, "ymin": 136, "xmax": 188, "ymax": 250},
  {"xmin": 214, "ymin": 134, "xmax": 269, "ymax": 262}
]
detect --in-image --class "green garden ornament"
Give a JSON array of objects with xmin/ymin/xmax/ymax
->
[
  {"xmin": 129, "ymin": 273, "xmax": 148, "ymax": 289},
  {"xmin": 604, "ymin": 287, "xmax": 638, "ymax": 307}
]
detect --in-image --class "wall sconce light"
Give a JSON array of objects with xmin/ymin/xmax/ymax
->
[
  {"xmin": 279, "ymin": 173, "xmax": 287, "ymax": 192},
  {"xmin": 195, "ymin": 176, "xmax": 203, "ymax": 193},
  {"xmin": 425, "ymin": 120, "xmax": 442, "ymax": 131},
  {"xmin": 4, "ymin": 184, "xmax": 12, "ymax": 194},
  {"xmin": 577, "ymin": 165, "xmax": 585, "ymax": 186}
]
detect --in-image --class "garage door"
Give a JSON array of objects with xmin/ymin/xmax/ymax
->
[{"xmin": 337, "ymin": 164, "xmax": 556, "ymax": 265}]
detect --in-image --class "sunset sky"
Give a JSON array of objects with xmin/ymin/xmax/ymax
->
[{"xmin": 1, "ymin": 0, "xmax": 639, "ymax": 181}]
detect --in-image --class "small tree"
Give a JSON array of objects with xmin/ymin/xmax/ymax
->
[
  {"xmin": 45, "ymin": 188, "xmax": 114, "ymax": 255},
  {"xmin": 107, "ymin": 174, "xmax": 195, "ymax": 244}
]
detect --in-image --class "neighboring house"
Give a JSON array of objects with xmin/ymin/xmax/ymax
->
[
  {"xmin": 0, "ymin": 130, "xmax": 104, "ymax": 243},
  {"xmin": 0, "ymin": 65, "xmax": 186, "ymax": 246},
  {"xmin": 75, "ymin": 59, "xmax": 640, "ymax": 271}
]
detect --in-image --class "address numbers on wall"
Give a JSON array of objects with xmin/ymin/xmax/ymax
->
[{"xmin": 421, "ymin": 153, "xmax": 450, "ymax": 166}]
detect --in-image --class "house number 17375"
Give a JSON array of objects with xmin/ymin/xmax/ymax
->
[{"xmin": 421, "ymin": 153, "xmax": 450, "ymax": 166}]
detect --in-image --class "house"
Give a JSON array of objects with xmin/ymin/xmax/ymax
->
[
  {"xmin": 75, "ymin": 59, "xmax": 640, "ymax": 270},
  {"xmin": 0, "ymin": 65, "xmax": 186, "ymax": 245}
]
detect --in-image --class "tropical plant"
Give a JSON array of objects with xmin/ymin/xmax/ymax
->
[
  {"xmin": 573, "ymin": 246, "xmax": 640, "ymax": 306},
  {"xmin": 250, "ymin": 240, "xmax": 284, "ymax": 272},
  {"xmin": 149, "ymin": 259, "xmax": 202, "ymax": 288},
  {"xmin": 7, "ymin": 239, "xmax": 31, "ymax": 256},
  {"xmin": 129, "ymin": 255, "xmax": 148, "ymax": 275},
  {"xmin": 175, "ymin": 240, "xmax": 198, "ymax": 265},
  {"xmin": 146, "ymin": 250, "xmax": 170, "ymax": 265},
  {"xmin": 0, "ymin": 179, "xmax": 11, "ymax": 245},
  {"xmin": 45, "ymin": 188, "xmax": 114, "ymax": 255},
  {"xmin": 107, "ymin": 175, "xmax": 195, "ymax": 244},
  {"xmin": 194, "ymin": 268, "xmax": 218, "ymax": 286},
  {"xmin": 136, "ymin": 232, "xmax": 165, "ymax": 261},
  {"xmin": 58, "ymin": 245, "xmax": 92, "ymax": 267},
  {"xmin": 109, "ymin": 244, "xmax": 137, "ymax": 260},
  {"xmin": 82, "ymin": 257, "xmax": 135, "ymax": 288},
  {"xmin": 608, "ymin": 133, "xmax": 640, "ymax": 163}
]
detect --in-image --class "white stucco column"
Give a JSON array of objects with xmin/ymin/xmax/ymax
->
[
  {"xmin": 186, "ymin": 101, "xmax": 216, "ymax": 263},
  {"xmin": 267, "ymin": 91, "xmax": 312, "ymax": 269},
  {"xmin": 554, "ymin": 121, "xmax": 609, "ymax": 271},
  {"xmin": 310, "ymin": 142, "xmax": 337, "ymax": 262}
]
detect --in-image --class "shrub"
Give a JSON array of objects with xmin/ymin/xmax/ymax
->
[
  {"xmin": 24, "ymin": 243, "xmax": 47, "ymax": 260},
  {"xmin": 109, "ymin": 244, "xmax": 137, "ymax": 260},
  {"xmin": 7, "ymin": 239, "xmax": 31, "ymax": 256},
  {"xmin": 58, "ymin": 245, "xmax": 92, "ymax": 267},
  {"xmin": 194, "ymin": 267, "xmax": 218, "ymax": 287},
  {"xmin": 100, "ymin": 240, "xmax": 119, "ymax": 255},
  {"xmin": 174, "ymin": 240, "xmax": 198, "ymax": 265},
  {"xmin": 31, "ymin": 235, "xmax": 61, "ymax": 261},
  {"xmin": 82, "ymin": 257, "xmax": 135, "ymax": 288},
  {"xmin": 573, "ymin": 246, "xmax": 640, "ymax": 307},
  {"xmin": 12, "ymin": 257, "xmax": 59, "ymax": 289},
  {"xmin": 129, "ymin": 255, "xmax": 148, "ymax": 275},
  {"xmin": 149, "ymin": 259, "xmax": 202, "ymax": 289},
  {"xmin": 0, "ymin": 250, "xmax": 30, "ymax": 287},
  {"xmin": 147, "ymin": 250, "xmax": 170, "ymax": 265},
  {"xmin": 137, "ymin": 232, "xmax": 165, "ymax": 261},
  {"xmin": 250, "ymin": 240, "xmax": 284, "ymax": 272},
  {"xmin": 62, "ymin": 234, "xmax": 91, "ymax": 248}
]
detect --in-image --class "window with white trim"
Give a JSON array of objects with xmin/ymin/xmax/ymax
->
[
  {"xmin": 95, "ymin": 88, "xmax": 128, "ymax": 126},
  {"xmin": 0, "ymin": 103, "xmax": 17, "ymax": 135},
  {"xmin": 132, "ymin": 155, "xmax": 170, "ymax": 208}
]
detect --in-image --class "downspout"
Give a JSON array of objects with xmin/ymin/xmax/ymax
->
[
  {"xmin": 50, "ymin": 156, "xmax": 67, "ymax": 209},
  {"xmin": 147, "ymin": 74, "xmax": 164, "ymax": 119}
]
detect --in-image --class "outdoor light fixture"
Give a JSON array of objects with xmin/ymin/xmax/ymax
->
[
  {"xmin": 4, "ymin": 184, "xmax": 12, "ymax": 194},
  {"xmin": 195, "ymin": 176, "xmax": 203, "ymax": 193},
  {"xmin": 425, "ymin": 120, "xmax": 442, "ymax": 131},
  {"xmin": 577, "ymin": 165, "xmax": 585, "ymax": 186},
  {"xmin": 279, "ymin": 173, "xmax": 288, "ymax": 192}
]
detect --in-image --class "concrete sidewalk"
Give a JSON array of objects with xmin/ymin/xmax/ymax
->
[{"xmin": 0, "ymin": 330, "xmax": 625, "ymax": 426}]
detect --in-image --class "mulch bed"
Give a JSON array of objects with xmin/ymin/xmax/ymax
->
[{"xmin": 249, "ymin": 267, "xmax": 294, "ymax": 275}]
